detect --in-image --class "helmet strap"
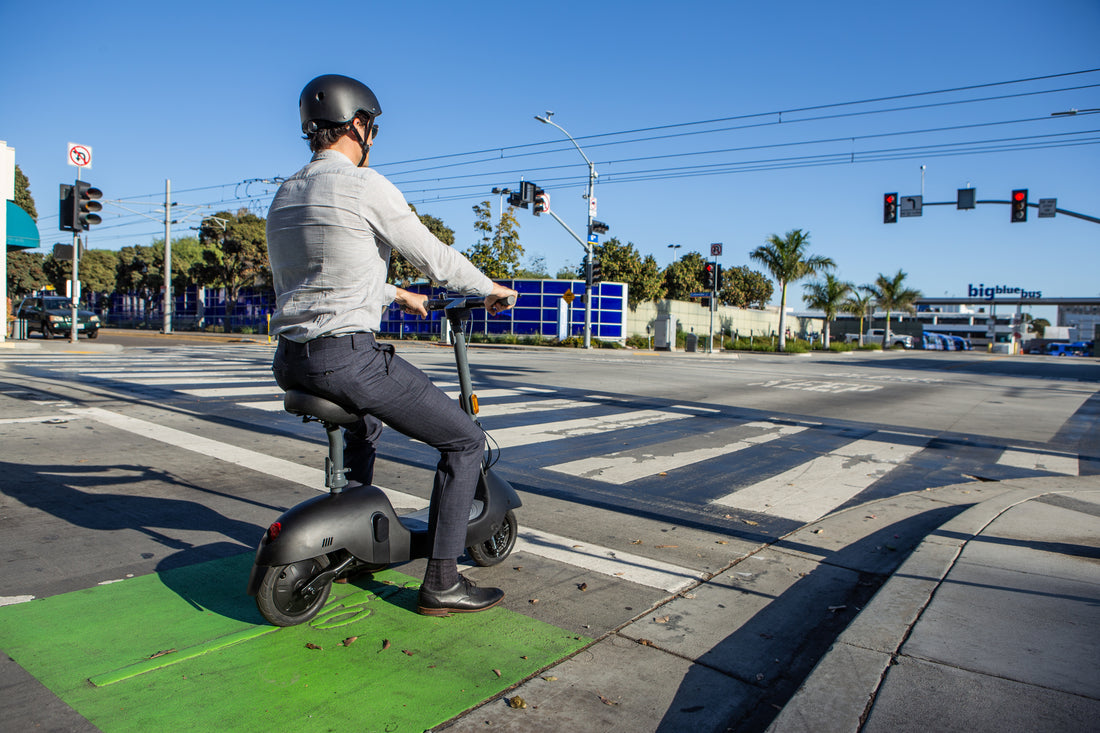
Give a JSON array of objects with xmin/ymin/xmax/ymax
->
[{"xmin": 348, "ymin": 119, "xmax": 372, "ymax": 167}]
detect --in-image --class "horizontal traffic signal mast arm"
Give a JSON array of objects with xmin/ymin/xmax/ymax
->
[{"xmin": 882, "ymin": 197, "xmax": 1100, "ymax": 224}]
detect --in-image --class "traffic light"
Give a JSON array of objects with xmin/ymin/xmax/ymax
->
[
  {"xmin": 73, "ymin": 181, "xmax": 103, "ymax": 231},
  {"xmin": 533, "ymin": 187, "xmax": 548, "ymax": 216},
  {"xmin": 1010, "ymin": 189, "xmax": 1028, "ymax": 223},
  {"xmin": 514, "ymin": 180, "xmax": 537, "ymax": 209},
  {"xmin": 702, "ymin": 262, "xmax": 716, "ymax": 290},
  {"xmin": 883, "ymin": 193, "xmax": 897, "ymax": 223},
  {"xmin": 59, "ymin": 183, "xmax": 76, "ymax": 231},
  {"xmin": 714, "ymin": 263, "xmax": 723, "ymax": 291},
  {"xmin": 591, "ymin": 259, "xmax": 602, "ymax": 283},
  {"xmin": 589, "ymin": 220, "xmax": 609, "ymax": 235}
]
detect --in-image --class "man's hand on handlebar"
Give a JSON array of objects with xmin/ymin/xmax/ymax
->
[
  {"xmin": 395, "ymin": 287, "xmax": 429, "ymax": 317},
  {"xmin": 485, "ymin": 284, "xmax": 519, "ymax": 315}
]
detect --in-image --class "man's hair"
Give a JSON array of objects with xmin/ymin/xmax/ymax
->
[
  {"xmin": 305, "ymin": 112, "xmax": 372, "ymax": 153},
  {"xmin": 306, "ymin": 123, "xmax": 350, "ymax": 153}
]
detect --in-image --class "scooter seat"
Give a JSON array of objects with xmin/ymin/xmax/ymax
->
[{"xmin": 283, "ymin": 390, "xmax": 361, "ymax": 426}]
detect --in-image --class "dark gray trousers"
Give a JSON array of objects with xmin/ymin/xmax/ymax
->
[{"xmin": 273, "ymin": 332, "xmax": 485, "ymax": 560}]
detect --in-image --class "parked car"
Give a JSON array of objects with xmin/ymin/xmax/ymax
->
[
  {"xmin": 15, "ymin": 296, "xmax": 100, "ymax": 338},
  {"xmin": 866, "ymin": 328, "xmax": 915, "ymax": 349}
]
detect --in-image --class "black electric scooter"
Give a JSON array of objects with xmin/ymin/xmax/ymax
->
[{"xmin": 247, "ymin": 296, "xmax": 522, "ymax": 626}]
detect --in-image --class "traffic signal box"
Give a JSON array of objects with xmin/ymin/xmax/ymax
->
[
  {"xmin": 703, "ymin": 262, "xmax": 720, "ymax": 291},
  {"xmin": 883, "ymin": 193, "xmax": 898, "ymax": 224},
  {"xmin": 60, "ymin": 180, "xmax": 102, "ymax": 232},
  {"xmin": 1011, "ymin": 189, "xmax": 1028, "ymax": 223},
  {"xmin": 532, "ymin": 187, "xmax": 548, "ymax": 216}
]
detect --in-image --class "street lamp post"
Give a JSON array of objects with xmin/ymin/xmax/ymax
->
[
  {"xmin": 490, "ymin": 187, "xmax": 512, "ymax": 226},
  {"xmin": 535, "ymin": 112, "xmax": 597, "ymax": 349}
]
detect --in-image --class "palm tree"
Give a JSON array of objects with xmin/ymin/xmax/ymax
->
[
  {"xmin": 866, "ymin": 269, "xmax": 922, "ymax": 349},
  {"xmin": 802, "ymin": 273, "xmax": 853, "ymax": 348},
  {"xmin": 750, "ymin": 229, "xmax": 835, "ymax": 350},
  {"xmin": 841, "ymin": 287, "xmax": 875, "ymax": 346}
]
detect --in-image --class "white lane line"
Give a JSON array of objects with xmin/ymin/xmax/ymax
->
[
  {"xmin": 0, "ymin": 415, "xmax": 78, "ymax": 424},
  {"xmin": 997, "ymin": 448, "xmax": 1079, "ymax": 476},
  {"xmin": 510, "ymin": 527, "xmax": 704, "ymax": 593},
  {"xmin": 60, "ymin": 406, "xmax": 427, "ymax": 509},
  {"xmin": 127, "ymin": 374, "xmax": 276, "ymax": 386},
  {"xmin": 545, "ymin": 421, "xmax": 808, "ymax": 485},
  {"xmin": 179, "ymin": 386, "xmax": 285, "ymax": 398},
  {"xmin": 712, "ymin": 434, "xmax": 928, "ymax": 522},
  {"xmin": 478, "ymin": 398, "xmax": 602, "ymax": 418},
  {"xmin": 486, "ymin": 409, "xmax": 691, "ymax": 449}
]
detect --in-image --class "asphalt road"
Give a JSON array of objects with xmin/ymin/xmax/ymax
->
[{"xmin": 0, "ymin": 337, "xmax": 1096, "ymax": 729}]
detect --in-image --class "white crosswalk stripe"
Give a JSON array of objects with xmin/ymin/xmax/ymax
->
[
  {"xmin": 711, "ymin": 432, "xmax": 929, "ymax": 522},
  {"xmin": 996, "ymin": 448, "xmax": 1079, "ymax": 475},
  {"xmin": 545, "ymin": 421, "xmax": 809, "ymax": 485}
]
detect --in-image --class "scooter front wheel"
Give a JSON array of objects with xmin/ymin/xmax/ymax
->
[
  {"xmin": 467, "ymin": 509, "xmax": 518, "ymax": 566},
  {"xmin": 255, "ymin": 555, "xmax": 332, "ymax": 627}
]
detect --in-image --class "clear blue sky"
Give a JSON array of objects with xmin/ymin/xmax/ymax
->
[{"xmin": 3, "ymin": 0, "xmax": 1098, "ymax": 318}]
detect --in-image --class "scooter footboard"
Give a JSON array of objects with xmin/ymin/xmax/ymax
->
[{"xmin": 247, "ymin": 485, "xmax": 410, "ymax": 596}]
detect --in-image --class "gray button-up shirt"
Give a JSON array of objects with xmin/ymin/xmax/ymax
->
[{"xmin": 267, "ymin": 150, "xmax": 494, "ymax": 342}]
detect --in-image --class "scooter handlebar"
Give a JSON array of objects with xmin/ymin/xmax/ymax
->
[{"xmin": 426, "ymin": 294, "xmax": 516, "ymax": 312}]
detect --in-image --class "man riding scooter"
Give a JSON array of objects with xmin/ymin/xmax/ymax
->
[{"xmin": 267, "ymin": 74, "xmax": 518, "ymax": 615}]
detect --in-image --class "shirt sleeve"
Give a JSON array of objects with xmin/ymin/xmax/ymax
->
[{"xmin": 362, "ymin": 172, "xmax": 496, "ymax": 297}]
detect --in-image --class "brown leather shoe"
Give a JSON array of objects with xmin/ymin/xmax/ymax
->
[{"xmin": 417, "ymin": 577, "xmax": 504, "ymax": 616}]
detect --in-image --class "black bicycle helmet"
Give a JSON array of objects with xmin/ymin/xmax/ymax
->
[{"xmin": 299, "ymin": 74, "xmax": 382, "ymax": 134}]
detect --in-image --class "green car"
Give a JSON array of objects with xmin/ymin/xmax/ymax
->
[{"xmin": 16, "ymin": 295, "xmax": 101, "ymax": 339}]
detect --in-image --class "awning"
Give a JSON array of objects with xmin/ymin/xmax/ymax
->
[{"xmin": 6, "ymin": 200, "xmax": 40, "ymax": 251}]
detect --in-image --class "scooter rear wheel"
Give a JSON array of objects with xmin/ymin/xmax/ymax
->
[
  {"xmin": 256, "ymin": 556, "xmax": 332, "ymax": 627},
  {"xmin": 467, "ymin": 509, "xmax": 518, "ymax": 566}
]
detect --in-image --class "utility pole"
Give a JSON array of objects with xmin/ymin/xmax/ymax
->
[{"xmin": 163, "ymin": 179, "xmax": 172, "ymax": 334}]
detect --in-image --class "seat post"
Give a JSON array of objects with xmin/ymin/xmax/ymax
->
[{"xmin": 324, "ymin": 422, "xmax": 349, "ymax": 493}]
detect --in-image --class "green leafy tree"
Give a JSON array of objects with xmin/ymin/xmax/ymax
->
[
  {"xmin": 841, "ymin": 287, "xmax": 875, "ymax": 345},
  {"xmin": 866, "ymin": 269, "xmax": 922, "ymax": 348},
  {"xmin": 195, "ymin": 210, "xmax": 269, "ymax": 327},
  {"xmin": 719, "ymin": 265, "xmax": 774, "ymax": 308},
  {"xmin": 663, "ymin": 251, "xmax": 708, "ymax": 301},
  {"xmin": 116, "ymin": 245, "xmax": 162, "ymax": 321},
  {"xmin": 591, "ymin": 238, "xmax": 664, "ymax": 309},
  {"xmin": 7, "ymin": 251, "xmax": 48, "ymax": 297},
  {"xmin": 802, "ymin": 273, "xmax": 853, "ymax": 347},
  {"xmin": 389, "ymin": 205, "xmax": 457, "ymax": 286},
  {"xmin": 465, "ymin": 201, "xmax": 523, "ymax": 278},
  {"xmin": 555, "ymin": 265, "xmax": 578, "ymax": 280},
  {"xmin": 14, "ymin": 164, "xmax": 37, "ymax": 220},
  {"xmin": 164, "ymin": 236, "xmax": 205, "ymax": 294},
  {"xmin": 749, "ymin": 229, "xmax": 835, "ymax": 350},
  {"xmin": 1023, "ymin": 314, "xmax": 1050, "ymax": 338}
]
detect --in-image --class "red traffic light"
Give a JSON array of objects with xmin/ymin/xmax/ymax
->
[
  {"xmin": 1013, "ymin": 191, "xmax": 1026, "ymax": 202},
  {"xmin": 885, "ymin": 194, "xmax": 896, "ymax": 204}
]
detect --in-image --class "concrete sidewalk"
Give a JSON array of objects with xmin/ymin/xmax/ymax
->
[{"xmin": 439, "ymin": 476, "xmax": 1100, "ymax": 732}]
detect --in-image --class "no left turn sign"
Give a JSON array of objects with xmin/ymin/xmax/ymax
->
[{"xmin": 67, "ymin": 143, "xmax": 92, "ymax": 168}]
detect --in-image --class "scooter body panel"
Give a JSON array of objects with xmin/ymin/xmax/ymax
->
[
  {"xmin": 247, "ymin": 484, "xmax": 411, "ymax": 596},
  {"xmin": 247, "ymin": 470, "xmax": 522, "ymax": 596}
]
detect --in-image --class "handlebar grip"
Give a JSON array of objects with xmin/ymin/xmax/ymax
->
[{"xmin": 425, "ymin": 294, "xmax": 517, "ymax": 311}]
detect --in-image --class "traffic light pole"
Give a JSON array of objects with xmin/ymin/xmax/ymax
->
[
  {"xmin": 709, "ymin": 257, "xmax": 717, "ymax": 354},
  {"xmin": 70, "ymin": 172, "xmax": 81, "ymax": 344},
  {"xmin": 535, "ymin": 113, "xmax": 596, "ymax": 349},
  {"xmin": 543, "ymin": 209, "xmax": 594, "ymax": 339}
]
